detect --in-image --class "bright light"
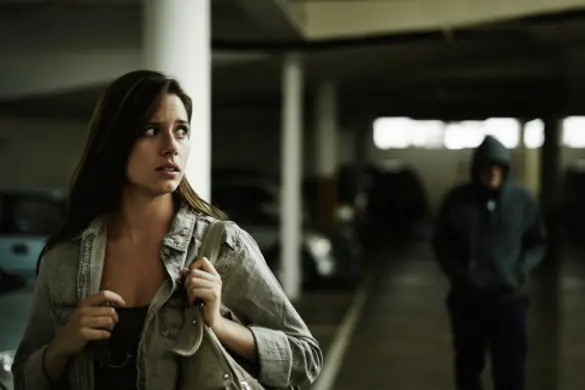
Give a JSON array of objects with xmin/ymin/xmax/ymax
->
[
  {"xmin": 411, "ymin": 120, "xmax": 444, "ymax": 149},
  {"xmin": 305, "ymin": 234, "xmax": 332, "ymax": 257},
  {"xmin": 373, "ymin": 117, "xmax": 526, "ymax": 150},
  {"xmin": 524, "ymin": 119, "xmax": 544, "ymax": 149},
  {"xmin": 0, "ymin": 350, "xmax": 15, "ymax": 373},
  {"xmin": 444, "ymin": 121, "xmax": 485, "ymax": 150},
  {"xmin": 373, "ymin": 117, "xmax": 445, "ymax": 149},
  {"xmin": 484, "ymin": 118, "xmax": 520, "ymax": 149},
  {"xmin": 373, "ymin": 117, "xmax": 412, "ymax": 149},
  {"xmin": 563, "ymin": 116, "xmax": 585, "ymax": 148}
]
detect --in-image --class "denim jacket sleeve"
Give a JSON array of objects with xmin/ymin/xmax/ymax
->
[
  {"xmin": 12, "ymin": 251, "xmax": 58, "ymax": 390},
  {"xmin": 220, "ymin": 223, "xmax": 323, "ymax": 388}
]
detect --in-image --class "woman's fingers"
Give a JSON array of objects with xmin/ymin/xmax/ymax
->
[
  {"xmin": 80, "ymin": 327, "xmax": 112, "ymax": 341},
  {"xmin": 184, "ymin": 257, "xmax": 222, "ymax": 308},
  {"xmin": 185, "ymin": 277, "xmax": 216, "ymax": 291},
  {"xmin": 81, "ymin": 290, "xmax": 126, "ymax": 308},
  {"xmin": 183, "ymin": 268, "xmax": 219, "ymax": 282},
  {"xmin": 186, "ymin": 287, "xmax": 219, "ymax": 306},
  {"xmin": 80, "ymin": 306, "xmax": 119, "ymax": 323},
  {"xmin": 81, "ymin": 316, "xmax": 116, "ymax": 331},
  {"xmin": 189, "ymin": 257, "xmax": 220, "ymax": 277}
]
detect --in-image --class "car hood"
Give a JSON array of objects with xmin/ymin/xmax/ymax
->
[{"xmin": 0, "ymin": 286, "xmax": 34, "ymax": 351}]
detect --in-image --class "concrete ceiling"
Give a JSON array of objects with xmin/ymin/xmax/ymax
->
[
  {"xmin": 1, "ymin": 2, "xmax": 585, "ymax": 122},
  {"xmin": 286, "ymin": 0, "xmax": 585, "ymax": 39},
  {"xmin": 0, "ymin": 0, "xmax": 300, "ymax": 99}
]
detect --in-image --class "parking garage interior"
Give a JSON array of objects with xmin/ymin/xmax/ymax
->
[{"xmin": 2, "ymin": 1, "xmax": 585, "ymax": 389}]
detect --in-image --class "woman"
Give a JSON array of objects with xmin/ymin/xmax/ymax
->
[{"xmin": 12, "ymin": 70, "xmax": 323, "ymax": 390}]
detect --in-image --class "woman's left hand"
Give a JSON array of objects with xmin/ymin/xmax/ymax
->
[{"xmin": 183, "ymin": 257, "xmax": 223, "ymax": 329}]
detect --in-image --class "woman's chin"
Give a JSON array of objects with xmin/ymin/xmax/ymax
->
[
  {"xmin": 156, "ymin": 182, "xmax": 180, "ymax": 195},
  {"xmin": 142, "ymin": 181, "xmax": 180, "ymax": 196}
]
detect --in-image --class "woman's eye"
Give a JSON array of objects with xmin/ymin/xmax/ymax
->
[
  {"xmin": 177, "ymin": 126, "xmax": 189, "ymax": 138},
  {"xmin": 143, "ymin": 126, "xmax": 157, "ymax": 137}
]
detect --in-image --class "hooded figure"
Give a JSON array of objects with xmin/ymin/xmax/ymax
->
[
  {"xmin": 432, "ymin": 135, "xmax": 547, "ymax": 390},
  {"xmin": 433, "ymin": 135, "xmax": 546, "ymax": 294}
]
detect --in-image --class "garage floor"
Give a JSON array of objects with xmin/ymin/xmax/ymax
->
[{"xmin": 296, "ymin": 241, "xmax": 585, "ymax": 390}]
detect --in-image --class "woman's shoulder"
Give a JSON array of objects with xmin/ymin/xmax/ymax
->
[
  {"xmin": 192, "ymin": 213, "xmax": 243, "ymax": 250},
  {"xmin": 38, "ymin": 240, "xmax": 81, "ymax": 277},
  {"xmin": 36, "ymin": 240, "xmax": 81, "ymax": 304}
]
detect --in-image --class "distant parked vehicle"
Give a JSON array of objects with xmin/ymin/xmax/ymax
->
[
  {"xmin": 362, "ymin": 161, "xmax": 431, "ymax": 243},
  {"xmin": 211, "ymin": 174, "xmax": 363, "ymax": 289},
  {"xmin": 0, "ymin": 188, "xmax": 66, "ymax": 281},
  {"xmin": 0, "ymin": 188, "xmax": 65, "ymax": 390},
  {"xmin": 0, "ymin": 275, "xmax": 32, "ymax": 390}
]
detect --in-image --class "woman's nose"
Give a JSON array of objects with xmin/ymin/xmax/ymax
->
[{"xmin": 160, "ymin": 134, "xmax": 179, "ymax": 156}]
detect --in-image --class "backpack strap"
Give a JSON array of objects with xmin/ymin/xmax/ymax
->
[
  {"xmin": 172, "ymin": 220, "xmax": 228, "ymax": 357},
  {"xmin": 197, "ymin": 220, "xmax": 227, "ymax": 266}
]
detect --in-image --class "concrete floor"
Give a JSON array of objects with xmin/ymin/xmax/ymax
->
[{"xmin": 296, "ymin": 241, "xmax": 585, "ymax": 390}]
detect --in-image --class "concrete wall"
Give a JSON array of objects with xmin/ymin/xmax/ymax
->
[
  {"xmin": 0, "ymin": 114, "xmax": 355, "ymax": 188},
  {"xmin": 1, "ymin": 114, "xmax": 583, "ymax": 216}
]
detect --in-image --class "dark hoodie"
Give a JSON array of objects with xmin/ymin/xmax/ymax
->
[{"xmin": 432, "ymin": 136, "xmax": 547, "ymax": 296}]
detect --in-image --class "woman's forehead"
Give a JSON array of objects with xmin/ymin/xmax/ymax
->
[{"xmin": 150, "ymin": 94, "xmax": 188, "ymax": 122}]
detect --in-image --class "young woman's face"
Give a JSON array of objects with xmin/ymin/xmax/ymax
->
[{"xmin": 126, "ymin": 93, "xmax": 191, "ymax": 196}]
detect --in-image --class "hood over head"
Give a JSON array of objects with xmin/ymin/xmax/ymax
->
[{"xmin": 471, "ymin": 135, "xmax": 510, "ymax": 183}]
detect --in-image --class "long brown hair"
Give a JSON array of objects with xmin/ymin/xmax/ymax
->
[{"xmin": 38, "ymin": 70, "xmax": 224, "ymax": 270}]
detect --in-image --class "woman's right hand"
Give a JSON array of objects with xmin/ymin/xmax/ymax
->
[{"xmin": 48, "ymin": 290, "xmax": 126, "ymax": 358}]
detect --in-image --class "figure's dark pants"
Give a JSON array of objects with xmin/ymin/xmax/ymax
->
[{"xmin": 447, "ymin": 286, "xmax": 529, "ymax": 390}]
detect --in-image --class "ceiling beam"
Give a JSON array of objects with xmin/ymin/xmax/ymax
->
[{"xmin": 234, "ymin": 0, "xmax": 302, "ymax": 41}]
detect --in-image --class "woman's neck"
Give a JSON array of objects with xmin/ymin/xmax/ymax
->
[{"xmin": 111, "ymin": 190, "xmax": 177, "ymax": 245}]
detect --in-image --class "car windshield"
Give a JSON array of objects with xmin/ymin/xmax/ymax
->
[{"xmin": 0, "ymin": 193, "xmax": 65, "ymax": 235}]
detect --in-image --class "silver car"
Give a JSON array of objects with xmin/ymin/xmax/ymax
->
[{"xmin": 0, "ymin": 188, "xmax": 66, "ymax": 390}]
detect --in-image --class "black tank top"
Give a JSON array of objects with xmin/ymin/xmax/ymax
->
[{"xmin": 94, "ymin": 305, "xmax": 149, "ymax": 390}]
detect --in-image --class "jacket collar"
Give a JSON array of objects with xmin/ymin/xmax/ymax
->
[{"xmin": 77, "ymin": 202, "xmax": 197, "ymax": 253}]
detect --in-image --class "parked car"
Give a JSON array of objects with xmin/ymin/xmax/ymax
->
[
  {"xmin": 0, "ymin": 188, "xmax": 65, "ymax": 389},
  {"xmin": 0, "ymin": 188, "xmax": 66, "ymax": 281},
  {"xmin": 361, "ymin": 161, "xmax": 431, "ymax": 244},
  {"xmin": 211, "ymin": 174, "xmax": 363, "ymax": 289},
  {"xmin": 0, "ymin": 277, "xmax": 32, "ymax": 390},
  {"xmin": 302, "ymin": 175, "xmax": 365, "ymax": 263}
]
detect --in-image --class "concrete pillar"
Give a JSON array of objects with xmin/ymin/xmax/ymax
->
[
  {"xmin": 519, "ymin": 120, "xmax": 541, "ymax": 195},
  {"xmin": 314, "ymin": 80, "xmax": 338, "ymax": 229},
  {"xmin": 352, "ymin": 112, "xmax": 371, "ymax": 197},
  {"xmin": 280, "ymin": 53, "xmax": 303, "ymax": 300},
  {"xmin": 350, "ymin": 113, "xmax": 373, "ymax": 251},
  {"xmin": 142, "ymin": 0, "xmax": 212, "ymax": 201},
  {"xmin": 540, "ymin": 118, "xmax": 562, "ymax": 232},
  {"xmin": 534, "ymin": 117, "xmax": 561, "ymax": 390}
]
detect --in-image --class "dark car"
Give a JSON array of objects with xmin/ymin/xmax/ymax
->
[
  {"xmin": 361, "ymin": 161, "xmax": 431, "ymax": 244},
  {"xmin": 0, "ymin": 188, "xmax": 66, "ymax": 280}
]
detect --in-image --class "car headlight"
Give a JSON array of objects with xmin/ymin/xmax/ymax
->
[
  {"xmin": 305, "ymin": 234, "xmax": 335, "ymax": 276},
  {"xmin": 335, "ymin": 204, "xmax": 355, "ymax": 222},
  {"xmin": 305, "ymin": 234, "xmax": 332, "ymax": 257},
  {"xmin": 0, "ymin": 351, "xmax": 14, "ymax": 374}
]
